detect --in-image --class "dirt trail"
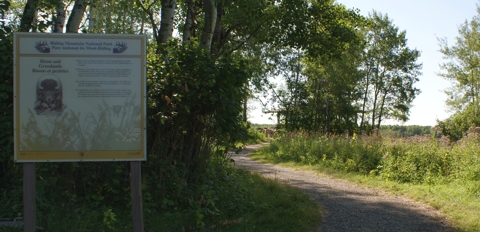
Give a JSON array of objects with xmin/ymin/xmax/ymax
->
[{"xmin": 231, "ymin": 143, "xmax": 455, "ymax": 232}]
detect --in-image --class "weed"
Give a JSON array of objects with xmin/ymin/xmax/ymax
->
[{"xmin": 253, "ymin": 132, "xmax": 480, "ymax": 231}]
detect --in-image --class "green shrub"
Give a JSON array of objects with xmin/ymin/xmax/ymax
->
[
  {"xmin": 258, "ymin": 132, "xmax": 480, "ymax": 190},
  {"xmin": 0, "ymin": 38, "xmax": 252, "ymax": 221},
  {"xmin": 437, "ymin": 104, "xmax": 480, "ymax": 142},
  {"xmin": 0, "ymin": 12, "xmax": 20, "ymax": 219},
  {"xmin": 238, "ymin": 126, "xmax": 269, "ymax": 146},
  {"xmin": 260, "ymin": 132, "xmax": 383, "ymax": 174}
]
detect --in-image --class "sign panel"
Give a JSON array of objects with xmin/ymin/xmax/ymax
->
[{"xmin": 13, "ymin": 33, "xmax": 147, "ymax": 162}]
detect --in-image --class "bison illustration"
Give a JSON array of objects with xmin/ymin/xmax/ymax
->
[
  {"xmin": 34, "ymin": 75, "xmax": 65, "ymax": 115},
  {"xmin": 35, "ymin": 41, "xmax": 50, "ymax": 53},
  {"xmin": 113, "ymin": 42, "xmax": 127, "ymax": 53}
]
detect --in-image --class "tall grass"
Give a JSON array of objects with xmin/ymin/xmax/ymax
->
[
  {"xmin": 237, "ymin": 127, "xmax": 269, "ymax": 147},
  {"xmin": 0, "ymin": 161, "xmax": 321, "ymax": 232},
  {"xmin": 254, "ymin": 132, "xmax": 480, "ymax": 230}
]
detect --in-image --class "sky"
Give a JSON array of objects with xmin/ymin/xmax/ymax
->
[{"xmin": 248, "ymin": 0, "xmax": 480, "ymax": 126}]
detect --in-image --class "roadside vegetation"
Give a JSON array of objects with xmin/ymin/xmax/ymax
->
[
  {"xmin": 251, "ymin": 130, "xmax": 480, "ymax": 231},
  {"xmin": 1, "ymin": 128, "xmax": 322, "ymax": 231},
  {"xmin": 1, "ymin": 164, "xmax": 321, "ymax": 232},
  {"xmin": 237, "ymin": 126, "xmax": 270, "ymax": 147},
  {"xmin": 2, "ymin": 0, "xmax": 480, "ymax": 231},
  {"xmin": 379, "ymin": 125, "xmax": 433, "ymax": 137}
]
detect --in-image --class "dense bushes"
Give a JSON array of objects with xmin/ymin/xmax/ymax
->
[
  {"xmin": 380, "ymin": 125, "xmax": 432, "ymax": 137},
  {"xmin": 263, "ymin": 132, "xmax": 384, "ymax": 174},
  {"xmin": 259, "ymin": 132, "xmax": 480, "ymax": 190},
  {"xmin": 437, "ymin": 104, "xmax": 480, "ymax": 142},
  {"xmin": 0, "ymin": 9, "xmax": 20, "ymax": 219},
  {"xmin": 0, "ymin": 25, "xmax": 252, "ymax": 230},
  {"xmin": 145, "ymin": 41, "xmax": 251, "ymax": 204}
]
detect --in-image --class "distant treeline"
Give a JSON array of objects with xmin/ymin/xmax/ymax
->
[
  {"xmin": 251, "ymin": 123, "xmax": 277, "ymax": 129},
  {"xmin": 251, "ymin": 124, "xmax": 434, "ymax": 137},
  {"xmin": 380, "ymin": 125, "xmax": 432, "ymax": 137}
]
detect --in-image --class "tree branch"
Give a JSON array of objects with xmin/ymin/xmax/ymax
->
[{"xmin": 136, "ymin": 0, "xmax": 160, "ymax": 42}]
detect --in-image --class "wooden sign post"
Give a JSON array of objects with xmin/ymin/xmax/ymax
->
[
  {"xmin": 23, "ymin": 163, "xmax": 36, "ymax": 232},
  {"xmin": 21, "ymin": 162, "xmax": 145, "ymax": 232},
  {"xmin": 130, "ymin": 161, "xmax": 144, "ymax": 232}
]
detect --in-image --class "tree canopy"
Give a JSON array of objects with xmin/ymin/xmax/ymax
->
[
  {"xmin": 437, "ymin": 4, "xmax": 480, "ymax": 140},
  {"xmin": 0, "ymin": 0, "xmax": 424, "ymax": 225},
  {"xmin": 266, "ymin": 10, "xmax": 421, "ymax": 134}
]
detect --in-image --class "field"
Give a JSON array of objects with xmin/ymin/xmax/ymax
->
[{"xmin": 251, "ymin": 132, "xmax": 480, "ymax": 231}]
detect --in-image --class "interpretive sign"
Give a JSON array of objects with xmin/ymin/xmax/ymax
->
[{"xmin": 13, "ymin": 33, "xmax": 147, "ymax": 162}]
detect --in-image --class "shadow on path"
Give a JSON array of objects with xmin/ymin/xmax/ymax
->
[{"xmin": 231, "ymin": 143, "xmax": 455, "ymax": 232}]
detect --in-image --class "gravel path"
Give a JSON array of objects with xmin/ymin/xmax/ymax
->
[{"xmin": 231, "ymin": 143, "xmax": 456, "ymax": 232}]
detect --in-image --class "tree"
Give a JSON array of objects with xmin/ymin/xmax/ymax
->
[
  {"xmin": 302, "ymin": 39, "xmax": 364, "ymax": 133},
  {"xmin": 272, "ymin": 9, "xmax": 421, "ymax": 134},
  {"xmin": 272, "ymin": 50, "xmax": 310, "ymax": 131},
  {"xmin": 19, "ymin": 0, "xmax": 38, "ymax": 32},
  {"xmin": 358, "ymin": 11, "xmax": 421, "ymax": 131},
  {"xmin": 438, "ymin": 5, "xmax": 480, "ymax": 116},
  {"xmin": 66, "ymin": 0, "xmax": 86, "ymax": 33},
  {"xmin": 2, "ymin": 0, "xmax": 381, "ymax": 221},
  {"xmin": 437, "ymin": 4, "xmax": 480, "ymax": 140},
  {"xmin": 262, "ymin": 1, "xmax": 364, "ymax": 133},
  {"xmin": 52, "ymin": 1, "xmax": 65, "ymax": 33}
]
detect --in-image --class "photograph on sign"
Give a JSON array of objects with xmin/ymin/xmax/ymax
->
[{"xmin": 14, "ymin": 33, "xmax": 146, "ymax": 162}]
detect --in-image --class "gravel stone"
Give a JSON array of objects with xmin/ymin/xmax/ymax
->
[{"xmin": 231, "ymin": 143, "xmax": 456, "ymax": 232}]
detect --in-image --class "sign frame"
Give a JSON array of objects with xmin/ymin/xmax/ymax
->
[{"xmin": 13, "ymin": 32, "xmax": 147, "ymax": 162}]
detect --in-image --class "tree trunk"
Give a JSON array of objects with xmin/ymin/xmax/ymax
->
[
  {"xmin": 377, "ymin": 82, "xmax": 393, "ymax": 129},
  {"xmin": 158, "ymin": 0, "xmax": 176, "ymax": 44},
  {"xmin": 53, "ymin": 3, "xmax": 66, "ymax": 33},
  {"xmin": 88, "ymin": 0, "xmax": 95, "ymax": 33},
  {"xmin": 20, "ymin": 0, "xmax": 39, "ymax": 32},
  {"xmin": 371, "ymin": 84, "xmax": 379, "ymax": 132},
  {"xmin": 377, "ymin": 91, "xmax": 386, "ymax": 129},
  {"xmin": 291, "ymin": 71, "xmax": 300, "ymax": 130},
  {"xmin": 182, "ymin": 0, "xmax": 196, "ymax": 43},
  {"xmin": 211, "ymin": 2, "xmax": 224, "ymax": 56},
  {"xmin": 312, "ymin": 79, "xmax": 320, "ymax": 130},
  {"xmin": 360, "ymin": 69, "xmax": 370, "ymax": 130},
  {"xmin": 472, "ymin": 69, "xmax": 478, "ymax": 117},
  {"xmin": 370, "ymin": 65, "xmax": 383, "ymax": 132},
  {"xmin": 66, "ymin": 0, "xmax": 87, "ymax": 33},
  {"xmin": 243, "ymin": 97, "xmax": 247, "ymax": 123},
  {"xmin": 199, "ymin": 0, "xmax": 217, "ymax": 51},
  {"xmin": 323, "ymin": 96, "xmax": 330, "ymax": 133}
]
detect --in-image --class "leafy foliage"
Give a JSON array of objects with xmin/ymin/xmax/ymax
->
[
  {"xmin": 0, "ymin": 2, "xmax": 18, "ymax": 218},
  {"xmin": 258, "ymin": 132, "xmax": 480, "ymax": 187},
  {"xmin": 437, "ymin": 104, "xmax": 480, "ymax": 141},
  {"xmin": 437, "ymin": 5, "xmax": 480, "ymax": 141},
  {"xmin": 438, "ymin": 6, "xmax": 480, "ymax": 114},
  {"xmin": 0, "ymin": 0, "xmax": 425, "ymax": 229},
  {"xmin": 254, "ymin": 132, "xmax": 480, "ymax": 231},
  {"xmin": 358, "ymin": 11, "xmax": 421, "ymax": 131},
  {"xmin": 380, "ymin": 125, "xmax": 432, "ymax": 137},
  {"xmin": 146, "ymin": 41, "xmax": 250, "ymax": 189},
  {"xmin": 270, "ymin": 9, "xmax": 421, "ymax": 134}
]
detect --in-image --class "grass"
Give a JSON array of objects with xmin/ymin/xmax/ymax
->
[
  {"xmin": 236, "ymin": 127, "xmax": 270, "ymax": 148},
  {"xmin": 0, "ymin": 168, "xmax": 321, "ymax": 232},
  {"xmin": 0, "ymin": 226, "xmax": 22, "ymax": 232},
  {"xmin": 166, "ymin": 171, "xmax": 323, "ymax": 232},
  {"xmin": 220, "ymin": 172, "xmax": 322, "ymax": 232},
  {"xmin": 250, "ymin": 134, "xmax": 480, "ymax": 231},
  {"xmin": 0, "ymin": 127, "xmax": 317, "ymax": 232}
]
